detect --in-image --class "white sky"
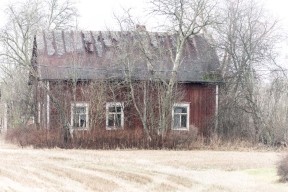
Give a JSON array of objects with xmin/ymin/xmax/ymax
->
[
  {"xmin": 76, "ymin": 0, "xmax": 152, "ymax": 31},
  {"xmin": 74, "ymin": 0, "xmax": 288, "ymax": 62},
  {"xmin": 0, "ymin": 0, "xmax": 287, "ymax": 31},
  {"xmin": 0, "ymin": 0, "xmax": 287, "ymax": 60},
  {"xmin": 76, "ymin": 0, "xmax": 288, "ymax": 30}
]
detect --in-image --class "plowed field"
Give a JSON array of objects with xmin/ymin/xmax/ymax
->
[{"xmin": 0, "ymin": 138, "xmax": 287, "ymax": 192}]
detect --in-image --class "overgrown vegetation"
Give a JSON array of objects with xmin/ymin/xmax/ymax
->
[
  {"xmin": 6, "ymin": 126, "xmax": 200, "ymax": 149},
  {"xmin": 6, "ymin": 125, "xmax": 279, "ymax": 150},
  {"xmin": 278, "ymin": 155, "xmax": 288, "ymax": 182},
  {"xmin": 0, "ymin": 0, "xmax": 78, "ymax": 130},
  {"xmin": 1, "ymin": 0, "xmax": 288, "ymax": 149}
]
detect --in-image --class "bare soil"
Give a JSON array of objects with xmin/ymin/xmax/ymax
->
[{"xmin": 0, "ymin": 137, "xmax": 287, "ymax": 192}]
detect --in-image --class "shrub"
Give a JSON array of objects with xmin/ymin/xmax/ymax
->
[
  {"xmin": 165, "ymin": 124, "xmax": 198, "ymax": 149},
  {"xmin": 277, "ymin": 154, "xmax": 288, "ymax": 182},
  {"xmin": 5, "ymin": 126, "xmax": 61, "ymax": 148},
  {"xmin": 5, "ymin": 126, "xmax": 148, "ymax": 149}
]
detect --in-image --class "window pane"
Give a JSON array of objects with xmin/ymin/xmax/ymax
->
[
  {"xmin": 74, "ymin": 107, "xmax": 85, "ymax": 114},
  {"xmin": 116, "ymin": 106, "xmax": 122, "ymax": 112},
  {"xmin": 80, "ymin": 114, "xmax": 86, "ymax": 127},
  {"xmin": 108, "ymin": 114, "xmax": 114, "ymax": 126},
  {"xmin": 115, "ymin": 114, "xmax": 121, "ymax": 127},
  {"xmin": 173, "ymin": 114, "xmax": 180, "ymax": 128},
  {"xmin": 181, "ymin": 115, "xmax": 187, "ymax": 128},
  {"xmin": 72, "ymin": 104, "xmax": 89, "ymax": 128},
  {"xmin": 108, "ymin": 106, "xmax": 116, "ymax": 112},
  {"xmin": 80, "ymin": 107, "xmax": 86, "ymax": 113},
  {"xmin": 174, "ymin": 107, "xmax": 187, "ymax": 113},
  {"xmin": 106, "ymin": 103, "xmax": 123, "ymax": 129},
  {"xmin": 73, "ymin": 114, "xmax": 79, "ymax": 127}
]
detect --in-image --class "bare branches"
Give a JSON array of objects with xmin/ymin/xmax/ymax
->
[
  {"xmin": 0, "ymin": 0, "xmax": 78, "ymax": 69},
  {"xmin": 150, "ymin": 0, "xmax": 217, "ymax": 36},
  {"xmin": 44, "ymin": 0, "xmax": 78, "ymax": 30},
  {"xmin": 112, "ymin": 0, "xmax": 216, "ymax": 141},
  {"xmin": 215, "ymin": 0, "xmax": 283, "ymax": 142},
  {"xmin": 0, "ymin": 0, "xmax": 78, "ymax": 130},
  {"xmin": 216, "ymin": 0, "xmax": 279, "ymax": 78}
]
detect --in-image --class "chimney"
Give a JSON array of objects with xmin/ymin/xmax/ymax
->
[{"xmin": 136, "ymin": 24, "xmax": 146, "ymax": 32}]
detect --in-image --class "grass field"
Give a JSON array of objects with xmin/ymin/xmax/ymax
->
[{"xmin": 0, "ymin": 138, "xmax": 288, "ymax": 192}]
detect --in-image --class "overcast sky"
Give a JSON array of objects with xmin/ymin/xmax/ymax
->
[
  {"xmin": 0, "ymin": 0, "xmax": 287, "ymax": 57},
  {"xmin": 74, "ymin": 0, "xmax": 288, "ymax": 61},
  {"xmin": 77, "ymin": 0, "xmax": 288, "ymax": 29},
  {"xmin": 75, "ymin": 0, "xmax": 288, "ymax": 32},
  {"xmin": 0, "ymin": 0, "xmax": 287, "ymax": 31},
  {"xmin": 76, "ymin": 0, "xmax": 151, "ymax": 31}
]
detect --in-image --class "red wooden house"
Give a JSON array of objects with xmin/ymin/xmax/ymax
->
[{"xmin": 30, "ymin": 30, "xmax": 220, "ymax": 142}]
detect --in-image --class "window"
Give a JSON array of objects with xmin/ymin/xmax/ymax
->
[
  {"xmin": 71, "ymin": 103, "xmax": 89, "ymax": 129},
  {"xmin": 172, "ymin": 103, "xmax": 190, "ymax": 130},
  {"xmin": 106, "ymin": 102, "xmax": 124, "ymax": 129}
]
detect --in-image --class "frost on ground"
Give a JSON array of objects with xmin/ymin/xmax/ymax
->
[{"xmin": 0, "ymin": 137, "xmax": 287, "ymax": 192}]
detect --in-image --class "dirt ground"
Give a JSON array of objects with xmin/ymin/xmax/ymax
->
[{"xmin": 0, "ymin": 137, "xmax": 288, "ymax": 192}]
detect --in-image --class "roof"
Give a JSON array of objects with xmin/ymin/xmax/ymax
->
[{"xmin": 33, "ymin": 30, "xmax": 221, "ymax": 83}]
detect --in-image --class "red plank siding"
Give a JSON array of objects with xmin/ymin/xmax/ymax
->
[
  {"xmin": 39, "ymin": 81, "xmax": 216, "ymax": 136},
  {"xmin": 181, "ymin": 83, "xmax": 216, "ymax": 135}
]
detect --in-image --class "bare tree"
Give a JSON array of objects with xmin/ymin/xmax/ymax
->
[
  {"xmin": 149, "ymin": 0, "xmax": 218, "ymax": 139},
  {"xmin": 214, "ymin": 0, "xmax": 280, "ymax": 142},
  {"xmin": 150, "ymin": 0, "xmax": 217, "ymax": 87},
  {"xmin": 112, "ymin": 0, "xmax": 218, "ymax": 144},
  {"xmin": 0, "ymin": 0, "xmax": 78, "ymax": 130},
  {"xmin": 0, "ymin": 0, "xmax": 77, "ymax": 68},
  {"xmin": 44, "ymin": 0, "xmax": 78, "ymax": 30},
  {"xmin": 257, "ymin": 72, "xmax": 288, "ymax": 145}
]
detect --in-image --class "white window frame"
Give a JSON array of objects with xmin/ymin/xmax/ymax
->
[
  {"xmin": 106, "ymin": 102, "xmax": 124, "ymax": 130},
  {"xmin": 172, "ymin": 103, "xmax": 190, "ymax": 131},
  {"xmin": 71, "ymin": 102, "xmax": 89, "ymax": 130}
]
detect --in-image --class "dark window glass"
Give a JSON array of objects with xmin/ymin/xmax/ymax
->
[
  {"xmin": 174, "ymin": 107, "xmax": 187, "ymax": 113},
  {"xmin": 174, "ymin": 114, "xmax": 180, "ymax": 128},
  {"xmin": 115, "ymin": 114, "xmax": 121, "ymax": 127},
  {"xmin": 109, "ymin": 106, "xmax": 116, "ymax": 112},
  {"xmin": 173, "ymin": 105, "xmax": 188, "ymax": 129},
  {"xmin": 73, "ymin": 106, "xmax": 87, "ymax": 128},
  {"xmin": 116, "ymin": 106, "xmax": 122, "ymax": 113},
  {"xmin": 107, "ymin": 104, "xmax": 123, "ymax": 128},
  {"xmin": 108, "ymin": 114, "xmax": 114, "ymax": 127},
  {"xmin": 74, "ymin": 107, "xmax": 85, "ymax": 114},
  {"xmin": 181, "ymin": 115, "xmax": 187, "ymax": 127},
  {"xmin": 73, "ymin": 114, "xmax": 79, "ymax": 127}
]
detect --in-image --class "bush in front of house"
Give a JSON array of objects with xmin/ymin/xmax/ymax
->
[
  {"xmin": 5, "ymin": 125, "xmax": 201, "ymax": 149},
  {"xmin": 5, "ymin": 126, "xmax": 60, "ymax": 148},
  {"xmin": 5, "ymin": 126, "xmax": 149, "ymax": 149},
  {"xmin": 277, "ymin": 154, "xmax": 288, "ymax": 182}
]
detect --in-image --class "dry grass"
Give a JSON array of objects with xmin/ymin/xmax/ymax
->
[{"xmin": 0, "ymin": 136, "xmax": 288, "ymax": 191}]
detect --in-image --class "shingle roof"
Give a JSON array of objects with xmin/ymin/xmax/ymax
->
[{"xmin": 33, "ymin": 30, "xmax": 221, "ymax": 82}]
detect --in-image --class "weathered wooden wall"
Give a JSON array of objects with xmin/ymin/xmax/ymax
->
[
  {"xmin": 39, "ymin": 81, "xmax": 216, "ymax": 135},
  {"xmin": 181, "ymin": 83, "xmax": 216, "ymax": 135}
]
